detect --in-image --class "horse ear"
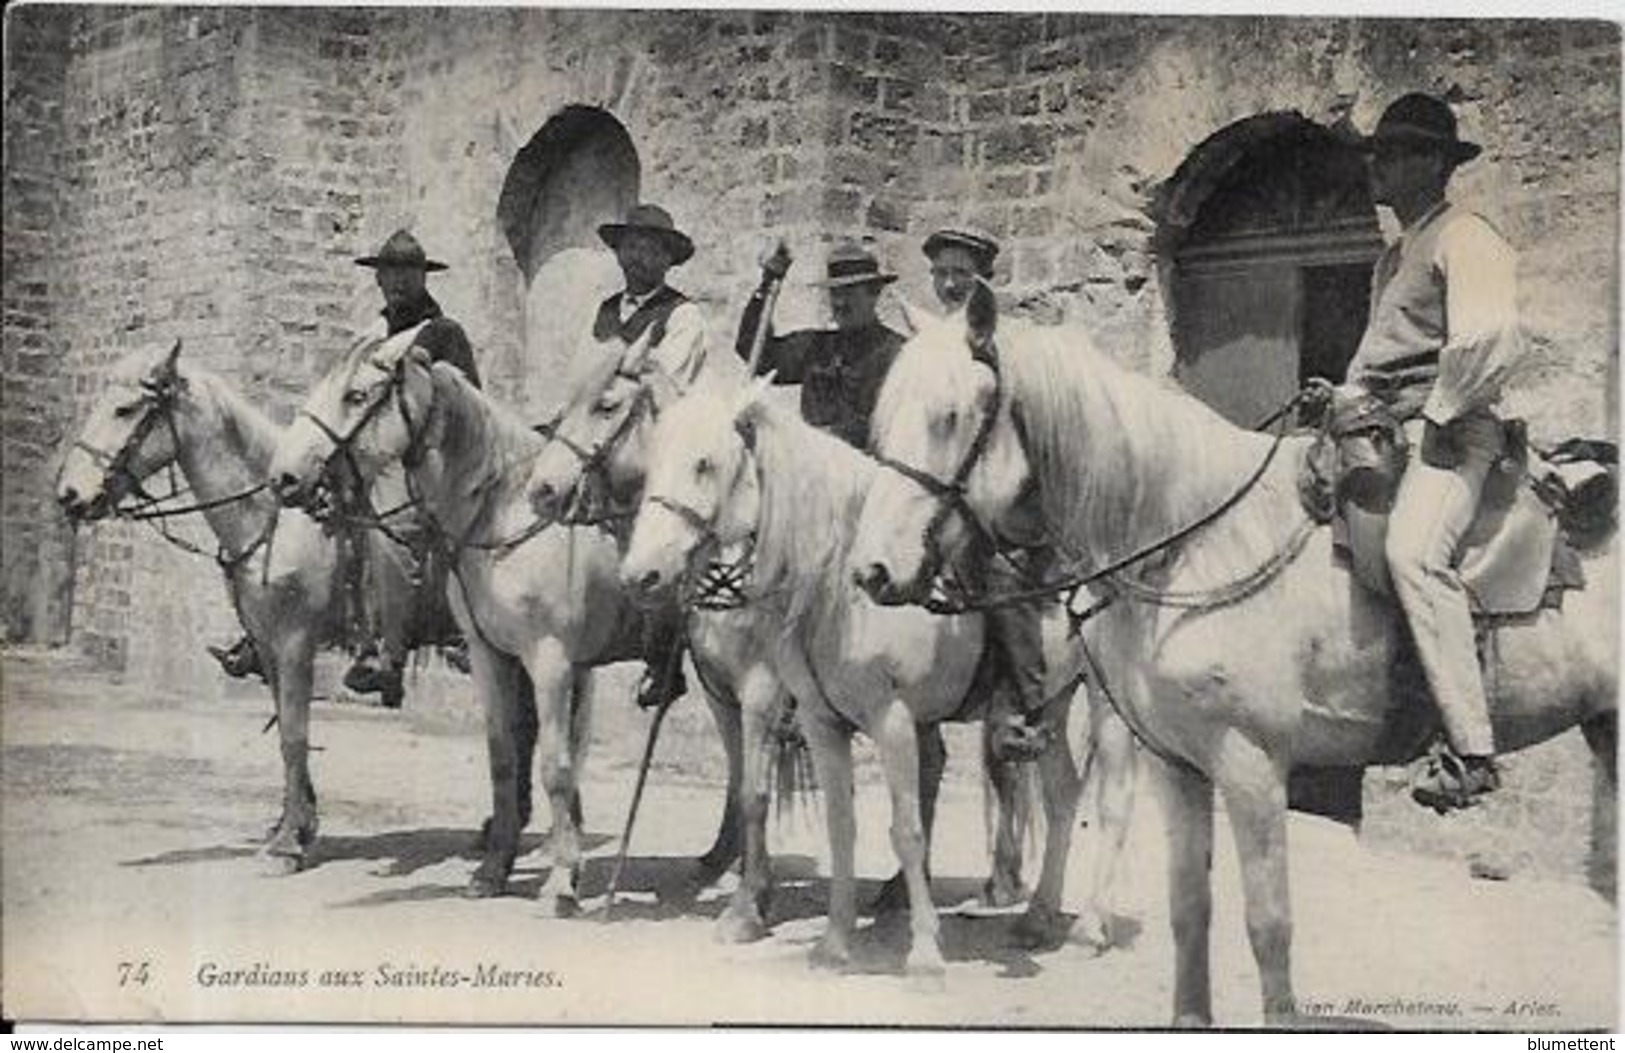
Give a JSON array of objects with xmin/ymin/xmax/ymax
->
[
  {"xmin": 161, "ymin": 338, "xmax": 183, "ymax": 377},
  {"xmin": 895, "ymin": 296, "xmax": 928, "ymax": 337},
  {"xmin": 966, "ymin": 280, "xmax": 998, "ymax": 354},
  {"xmin": 733, "ymin": 382, "xmax": 772, "ymax": 449}
]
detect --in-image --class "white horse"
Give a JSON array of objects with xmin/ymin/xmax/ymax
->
[
  {"xmin": 849, "ymin": 285, "xmax": 1618, "ymax": 1025},
  {"xmin": 523, "ymin": 356, "xmax": 1133, "ymax": 942},
  {"xmin": 56, "ymin": 340, "xmax": 418, "ymax": 873},
  {"xmin": 269, "ymin": 332, "xmax": 668, "ymax": 914},
  {"xmin": 619, "ymin": 376, "xmax": 1102, "ymax": 978}
]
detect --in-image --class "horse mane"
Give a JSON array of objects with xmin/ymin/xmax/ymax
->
[
  {"xmin": 877, "ymin": 314, "xmax": 1303, "ymax": 581},
  {"xmin": 428, "ymin": 363, "xmax": 547, "ymax": 508},
  {"xmin": 747, "ymin": 399, "xmax": 877, "ymax": 635},
  {"xmin": 187, "ymin": 367, "xmax": 284, "ymax": 470},
  {"xmin": 995, "ymin": 321, "xmax": 1302, "ymax": 576}
]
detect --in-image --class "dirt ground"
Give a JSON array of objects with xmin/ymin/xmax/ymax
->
[{"xmin": 2, "ymin": 645, "xmax": 1617, "ymax": 1030}]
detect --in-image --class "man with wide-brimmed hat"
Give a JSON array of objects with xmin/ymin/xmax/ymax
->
[
  {"xmin": 210, "ymin": 229, "xmax": 478, "ymax": 704},
  {"xmin": 590, "ymin": 204, "xmax": 709, "ymax": 388},
  {"xmin": 355, "ymin": 229, "xmax": 480, "ymax": 387},
  {"xmin": 589, "ymin": 204, "xmax": 710, "ymax": 712},
  {"xmin": 735, "ymin": 240, "xmax": 906, "ymax": 450},
  {"xmin": 1346, "ymin": 92, "xmax": 1526, "ymax": 811}
]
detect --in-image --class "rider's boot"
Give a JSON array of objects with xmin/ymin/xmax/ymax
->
[{"xmin": 208, "ymin": 635, "xmax": 264, "ymax": 681}]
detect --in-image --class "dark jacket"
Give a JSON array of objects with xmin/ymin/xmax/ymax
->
[
  {"xmin": 384, "ymin": 292, "xmax": 480, "ymax": 388},
  {"xmin": 736, "ymin": 290, "xmax": 904, "ymax": 450},
  {"xmin": 592, "ymin": 286, "xmax": 690, "ymax": 351}
]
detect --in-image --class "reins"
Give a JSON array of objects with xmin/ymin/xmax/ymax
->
[
  {"xmin": 892, "ymin": 383, "xmax": 1322, "ymax": 622},
  {"xmin": 81, "ymin": 376, "xmax": 280, "ymax": 581}
]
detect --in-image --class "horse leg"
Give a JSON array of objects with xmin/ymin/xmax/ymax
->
[
  {"xmin": 466, "ymin": 642, "xmax": 527, "ymax": 899},
  {"xmin": 1582, "ymin": 711, "xmax": 1617, "ymax": 784},
  {"xmin": 872, "ymin": 722, "xmax": 944, "ymax": 916},
  {"xmin": 875, "ymin": 700, "xmax": 945, "ymax": 985},
  {"xmin": 261, "ymin": 629, "xmax": 318, "ymax": 875},
  {"xmin": 696, "ymin": 670, "xmax": 745, "ymax": 885},
  {"xmin": 718, "ymin": 667, "xmax": 783, "ymax": 943},
  {"xmin": 528, "ymin": 641, "xmax": 584, "ymax": 918},
  {"xmin": 1216, "ymin": 736, "xmax": 1295, "ymax": 1027},
  {"xmin": 981, "ymin": 723, "xmax": 1030, "ymax": 908},
  {"xmin": 1014, "ymin": 692, "xmax": 1083, "ymax": 951},
  {"xmin": 804, "ymin": 709, "xmax": 857, "ymax": 971},
  {"xmin": 1158, "ymin": 758, "xmax": 1216, "ymax": 1028},
  {"xmin": 1076, "ymin": 699, "xmax": 1137, "ymax": 954}
]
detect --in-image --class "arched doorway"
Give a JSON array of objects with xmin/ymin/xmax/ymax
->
[
  {"xmin": 1162, "ymin": 114, "xmax": 1382, "ymax": 428},
  {"xmin": 497, "ymin": 106, "xmax": 640, "ymax": 410}
]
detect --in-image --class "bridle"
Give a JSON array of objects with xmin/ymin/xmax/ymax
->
[
  {"xmin": 640, "ymin": 441, "xmax": 757, "ymax": 611},
  {"xmin": 71, "ymin": 368, "xmax": 274, "ymax": 575},
  {"xmin": 538, "ymin": 367, "xmax": 657, "ymax": 527},
  {"xmin": 293, "ymin": 354, "xmax": 441, "ymax": 547},
  {"xmin": 72, "ymin": 373, "xmax": 189, "ymax": 517},
  {"xmin": 866, "ymin": 344, "xmax": 1008, "ymax": 595}
]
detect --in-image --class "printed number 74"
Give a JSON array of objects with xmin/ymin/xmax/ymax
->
[{"xmin": 118, "ymin": 961, "xmax": 151, "ymax": 987}]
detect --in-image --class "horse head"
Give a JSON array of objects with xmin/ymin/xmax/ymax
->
[
  {"xmin": 270, "ymin": 325, "xmax": 436, "ymax": 509},
  {"xmin": 524, "ymin": 350, "xmax": 664, "ymax": 524},
  {"xmin": 57, "ymin": 339, "xmax": 187, "ymax": 522},
  {"xmin": 851, "ymin": 282, "xmax": 1033, "ymax": 606},
  {"xmin": 619, "ymin": 375, "xmax": 767, "ymax": 603}
]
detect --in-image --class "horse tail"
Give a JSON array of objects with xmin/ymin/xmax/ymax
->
[{"xmin": 772, "ymin": 699, "xmax": 818, "ymax": 827}]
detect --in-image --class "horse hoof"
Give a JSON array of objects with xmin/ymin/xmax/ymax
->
[
  {"xmin": 539, "ymin": 894, "xmax": 580, "ymax": 919},
  {"xmin": 1010, "ymin": 916, "xmax": 1053, "ymax": 951},
  {"xmin": 904, "ymin": 959, "xmax": 947, "ymax": 993},
  {"xmin": 808, "ymin": 939, "xmax": 852, "ymax": 972},
  {"xmin": 259, "ymin": 851, "xmax": 303, "ymax": 877},
  {"xmin": 1074, "ymin": 911, "xmax": 1112, "ymax": 956},
  {"xmin": 1171, "ymin": 1013, "xmax": 1212, "ymax": 1030},
  {"xmin": 979, "ymin": 877, "xmax": 1030, "ymax": 909},
  {"xmin": 465, "ymin": 873, "xmax": 507, "ymax": 899},
  {"xmin": 715, "ymin": 909, "xmax": 769, "ymax": 945}
]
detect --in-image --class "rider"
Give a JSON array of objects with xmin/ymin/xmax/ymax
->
[
  {"xmin": 735, "ymin": 240, "xmax": 905, "ymax": 450},
  {"xmin": 591, "ymin": 204, "xmax": 710, "ymax": 710},
  {"xmin": 1348, "ymin": 93, "xmax": 1526, "ymax": 810},
  {"xmin": 922, "ymin": 228, "xmax": 1053, "ymax": 762},
  {"xmin": 209, "ymin": 230, "xmax": 479, "ymax": 706}
]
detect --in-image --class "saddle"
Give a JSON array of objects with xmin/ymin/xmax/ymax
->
[{"xmin": 1298, "ymin": 390, "xmax": 1615, "ymax": 617}]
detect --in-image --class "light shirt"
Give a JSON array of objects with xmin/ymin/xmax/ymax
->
[{"xmin": 1348, "ymin": 201, "xmax": 1524, "ymax": 424}]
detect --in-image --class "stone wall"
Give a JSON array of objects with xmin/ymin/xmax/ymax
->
[{"xmin": 3, "ymin": 8, "xmax": 1616, "ymax": 884}]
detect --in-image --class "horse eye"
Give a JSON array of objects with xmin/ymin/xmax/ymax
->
[
  {"xmin": 593, "ymin": 396, "xmax": 619, "ymax": 414},
  {"xmin": 342, "ymin": 388, "xmax": 371, "ymax": 406},
  {"xmin": 695, "ymin": 456, "xmax": 714, "ymax": 478},
  {"xmin": 113, "ymin": 403, "xmax": 141, "ymax": 419}
]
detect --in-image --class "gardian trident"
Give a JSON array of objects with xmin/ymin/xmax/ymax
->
[{"xmin": 603, "ymin": 257, "xmax": 784, "ymax": 918}]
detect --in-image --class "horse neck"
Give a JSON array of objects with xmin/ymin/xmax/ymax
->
[
  {"xmin": 412, "ymin": 372, "xmax": 541, "ymax": 542},
  {"xmin": 1011, "ymin": 345, "xmax": 1300, "ymax": 578},
  {"xmin": 170, "ymin": 370, "xmax": 281, "ymax": 555},
  {"xmin": 748, "ymin": 408, "xmax": 873, "ymax": 624}
]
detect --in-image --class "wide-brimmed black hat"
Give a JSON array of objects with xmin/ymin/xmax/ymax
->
[
  {"xmin": 1362, "ymin": 93, "xmax": 1481, "ymax": 164},
  {"xmin": 809, "ymin": 242, "xmax": 897, "ymax": 289},
  {"xmin": 597, "ymin": 204, "xmax": 695, "ymax": 266},
  {"xmin": 355, "ymin": 229, "xmax": 448, "ymax": 272},
  {"xmin": 922, "ymin": 228, "xmax": 1000, "ymax": 270}
]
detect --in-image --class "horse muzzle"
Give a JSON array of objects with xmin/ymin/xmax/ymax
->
[
  {"xmin": 852, "ymin": 561, "xmax": 930, "ymax": 608},
  {"xmin": 56, "ymin": 484, "xmax": 111, "ymax": 523},
  {"xmin": 271, "ymin": 469, "xmax": 319, "ymax": 509}
]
